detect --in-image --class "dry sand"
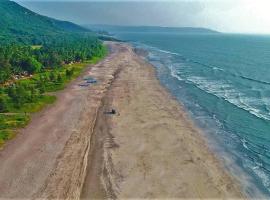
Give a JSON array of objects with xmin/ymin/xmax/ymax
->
[
  {"xmin": 81, "ymin": 43, "xmax": 244, "ymax": 199},
  {"xmin": 0, "ymin": 42, "xmax": 244, "ymax": 199}
]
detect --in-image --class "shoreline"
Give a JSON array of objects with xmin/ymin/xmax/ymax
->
[
  {"xmin": 0, "ymin": 42, "xmax": 244, "ymax": 199},
  {"xmin": 136, "ymin": 43, "xmax": 269, "ymax": 198},
  {"xmin": 81, "ymin": 42, "xmax": 244, "ymax": 198}
]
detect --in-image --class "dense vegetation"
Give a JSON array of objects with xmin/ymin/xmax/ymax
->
[
  {"xmin": 0, "ymin": 0, "xmax": 108, "ymax": 145},
  {"xmin": 0, "ymin": 40, "xmax": 106, "ymax": 145},
  {"xmin": 0, "ymin": 36, "xmax": 105, "ymax": 83},
  {"xmin": 0, "ymin": 0, "xmax": 90, "ymax": 44}
]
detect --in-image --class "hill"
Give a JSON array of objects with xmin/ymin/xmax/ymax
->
[
  {"xmin": 85, "ymin": 24, "xmax": 219, "ymax": 34},
  {"xmin": 0, "ymin": 0, "xmax": 90, "ymax": 44},
  {"xmin": 0, "ymin": 1, "xmax": 106, "ymax": 147}
]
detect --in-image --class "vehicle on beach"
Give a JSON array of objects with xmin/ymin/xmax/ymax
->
[
  {"xmin": 83, "ymin": 76, "xmax": 97, "ymax": 83},
  {"xmin": 78, "ymin": 83, "xmax": 90, "ymax": 87},
  {"xmin": 86, "ymin": 79, "xmax": 97, "ymax": 84},
  {"xmin": 79, "ymin": 77, "xmax": 97, "ymax": 86}
]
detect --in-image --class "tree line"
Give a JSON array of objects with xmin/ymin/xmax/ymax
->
[
  {"xmin": 0, "ymin": 34, "xmax": 105, "ymax": 84},
  {"xmin": 0, "ymin": 33, "xmax": 106, "ymax": 113},
  {"xmin": 0, "ymin": 68, "xmax": 75, "ymax": 112}
]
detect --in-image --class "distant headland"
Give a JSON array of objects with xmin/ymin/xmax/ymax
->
[{"xmin": 84, "ymin": 24, "xmax": 220, "ymax": 34}]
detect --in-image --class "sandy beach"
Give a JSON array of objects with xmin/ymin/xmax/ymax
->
[{"xmin": 0, "ymin": 42, "xmax": 244, "ymax": 199}]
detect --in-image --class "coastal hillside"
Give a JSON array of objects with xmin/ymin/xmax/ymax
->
[
  {"xmin": 0, "ymin": 0, "xmax": 90, "ymax": 44},
  {"xmin": 85, "ymin": 24, "xmax": 219, "ymax": 34},
  {"xmin": 0, "ymin": 0, "xmax": 106, "ymax": 146}
]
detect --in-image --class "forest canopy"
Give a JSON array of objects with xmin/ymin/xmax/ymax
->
[{"xmin": 0, "ymin": 35, "xmax": 105, "ymax": 84}]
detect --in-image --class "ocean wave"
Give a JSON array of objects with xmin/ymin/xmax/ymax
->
[
  {"xmin": 156, "ymin": 48, "xmax": 180, "ymax": 56},
  {"xmin": 184, "ymin": 76, "xmax": 270, "ymax": 121},
  {"xmin": 187, "ymin": 60, "xmax": 270, "ymax": 86},
  {"xmin": 242, "ymin": 139, "xmax": 249, "ymax": 150},
  {"xmin": 133, "ymin": 42, "xmax": 180, "ymax": 56},
  {"xmin": 177, "ymin": 57, "xmax": 270, "ymax": 86},
  {"xmin": 148, "ymin": 47, "xmax": 270, "ymax": 123},
  {"xmin": 143, "ymin": 43, "xmax": 270, "ymax": 87},
  {"xmin": 253, "ymin": 167, "xmax": 270, "ymax": 188},
  {"xmin": 144, "ymin": 44, "xmax": 270, "ymax": 122},
  {"xmin": 168, "ymin": 65, "xmax": 183, "ymax": 81},
  {"xmin": 230, "ymin": 131, "xmax": 270, "ymax": 192},
  {"xmin": 239, "ymin": 75, "xmax": 270, "ymax": 86}
]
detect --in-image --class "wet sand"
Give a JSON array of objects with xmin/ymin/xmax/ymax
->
[{"xmin": 0, "ymin": 42, "xmax": 244, "ymax": 199}]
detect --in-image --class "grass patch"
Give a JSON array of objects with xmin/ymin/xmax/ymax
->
[
  {"xmin": 8, "ymin": 95, "xmax": 56, "ymax": 113},
  {"xmin": 0, "ymin": 130, "xmax": 15, "ymax": 147},
  {"xmin": 0, "ymin": 114, "xmax": 30, "ymax": 130},
  {"xmin": 0, "ymin": 114, "xmax": 30, "ymax": 147}
]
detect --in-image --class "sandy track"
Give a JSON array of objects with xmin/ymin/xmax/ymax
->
[
  {"xmin": 0, "ymin": 42, "xmax": 126, "ymax": 199},
  {"xmin": 81, "ymin": 44, "xmax": 244, "ymax": 199}
]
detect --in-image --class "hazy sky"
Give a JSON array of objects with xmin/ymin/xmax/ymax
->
[{"xmin": 16, "ymin": 0, "xmax": 270, "ymax": 34}]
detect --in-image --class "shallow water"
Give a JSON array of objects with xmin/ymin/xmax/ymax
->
[{"xmin": 106, "ymin": 31, "xmax": 270, "ymax": 197}]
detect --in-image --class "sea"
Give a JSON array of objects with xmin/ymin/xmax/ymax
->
[{"xmin": 101, "ymin": 29, "xmax": 270, "ymax": 197}]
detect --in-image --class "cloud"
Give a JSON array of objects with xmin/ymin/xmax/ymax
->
[
  {"xmin": 197, "ymin": 0, "xmax": 270, "ymax": 33},
  {"xmin": 16, "ymin": 0, "xmax": 270, "ymax": 33}
]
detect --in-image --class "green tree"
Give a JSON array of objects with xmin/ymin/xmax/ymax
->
[
  {"xmin": 43, "ymin": 74, "xmax": 49, "ymax": 82},
  {"xmin": 15, "ymin": 84, "xmax": 29, "ymax": 107},
  {"xmin": 0, "ymin": 97, "xmax": 8, "ymax": 112},
  {"xmin": 39, "ymin": 74, "xmax": 44, "ymax": 82},
  {"xmin": 66, "ymin": 69, "xmax": 72, "ymax": 79},
  {"xmin": 57, "ymin": 73, "xmax": 63, "ymax": 83},
  {"xmin": 21, "ymin": 57, "xmax": 42, "ymax": 74},
  {"xmin": 39, "ymin": 84, "xmax": 46, "ymax": 94},
  {"xmin": 7, "ymin": 85, "xmax": 16, "ymax": 100},
  {"xmin": 0, "ymin": 59, "xmax": 12, "ymax": 84},
  {"xmin": 30, "ymin": 86, "xmax": 39, "ymax": 102},
  {"xmin": 70, "ymin": 67, "xmax": 74, "ymax": 77},
  {"xmin": 49, "ymin": 71, "xmax": 56, "ymax": 82}
]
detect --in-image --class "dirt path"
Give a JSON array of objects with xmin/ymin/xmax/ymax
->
[{"xmin": 81, "ymin": 44, "xmax": 244, "ymax": 199}]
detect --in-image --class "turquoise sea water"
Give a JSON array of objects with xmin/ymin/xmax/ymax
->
[{"xmin": 109, "ymin": 31, "xmax": 270, "ymax": 197}]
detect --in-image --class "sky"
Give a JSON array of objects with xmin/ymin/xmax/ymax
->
[{"xmin": 15, "ymin": 0, "xmax": 270, "ymax": 34}]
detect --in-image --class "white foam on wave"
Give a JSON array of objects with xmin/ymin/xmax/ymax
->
[
  {"xmin": 135, "ymin": 42, "xmax": 181, "ymax": 57},
  {"xmin": 251, "ymin": 163, "xmax": 270, "ymax": 190},
  {"xmin": 157, "ymin": 48, "xmax": 180, "ymax": 56},
  {"xmin": 168, "ymin": 64, "xmax": 183, "ymax": 81},
  {"xmin": 185, "ymin": 76, "xmax": 270, "ymax": 121},
  {"xmin": 241, "ymin": 139, "xmax": 249, "ymax": 150},
  {"xmin": 213, "ymin": 66, "xmax": 224, "ymax": 71},
  {"xmin": 136, "ymin": 42, "xmax": 270, "ymax": 121}
]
